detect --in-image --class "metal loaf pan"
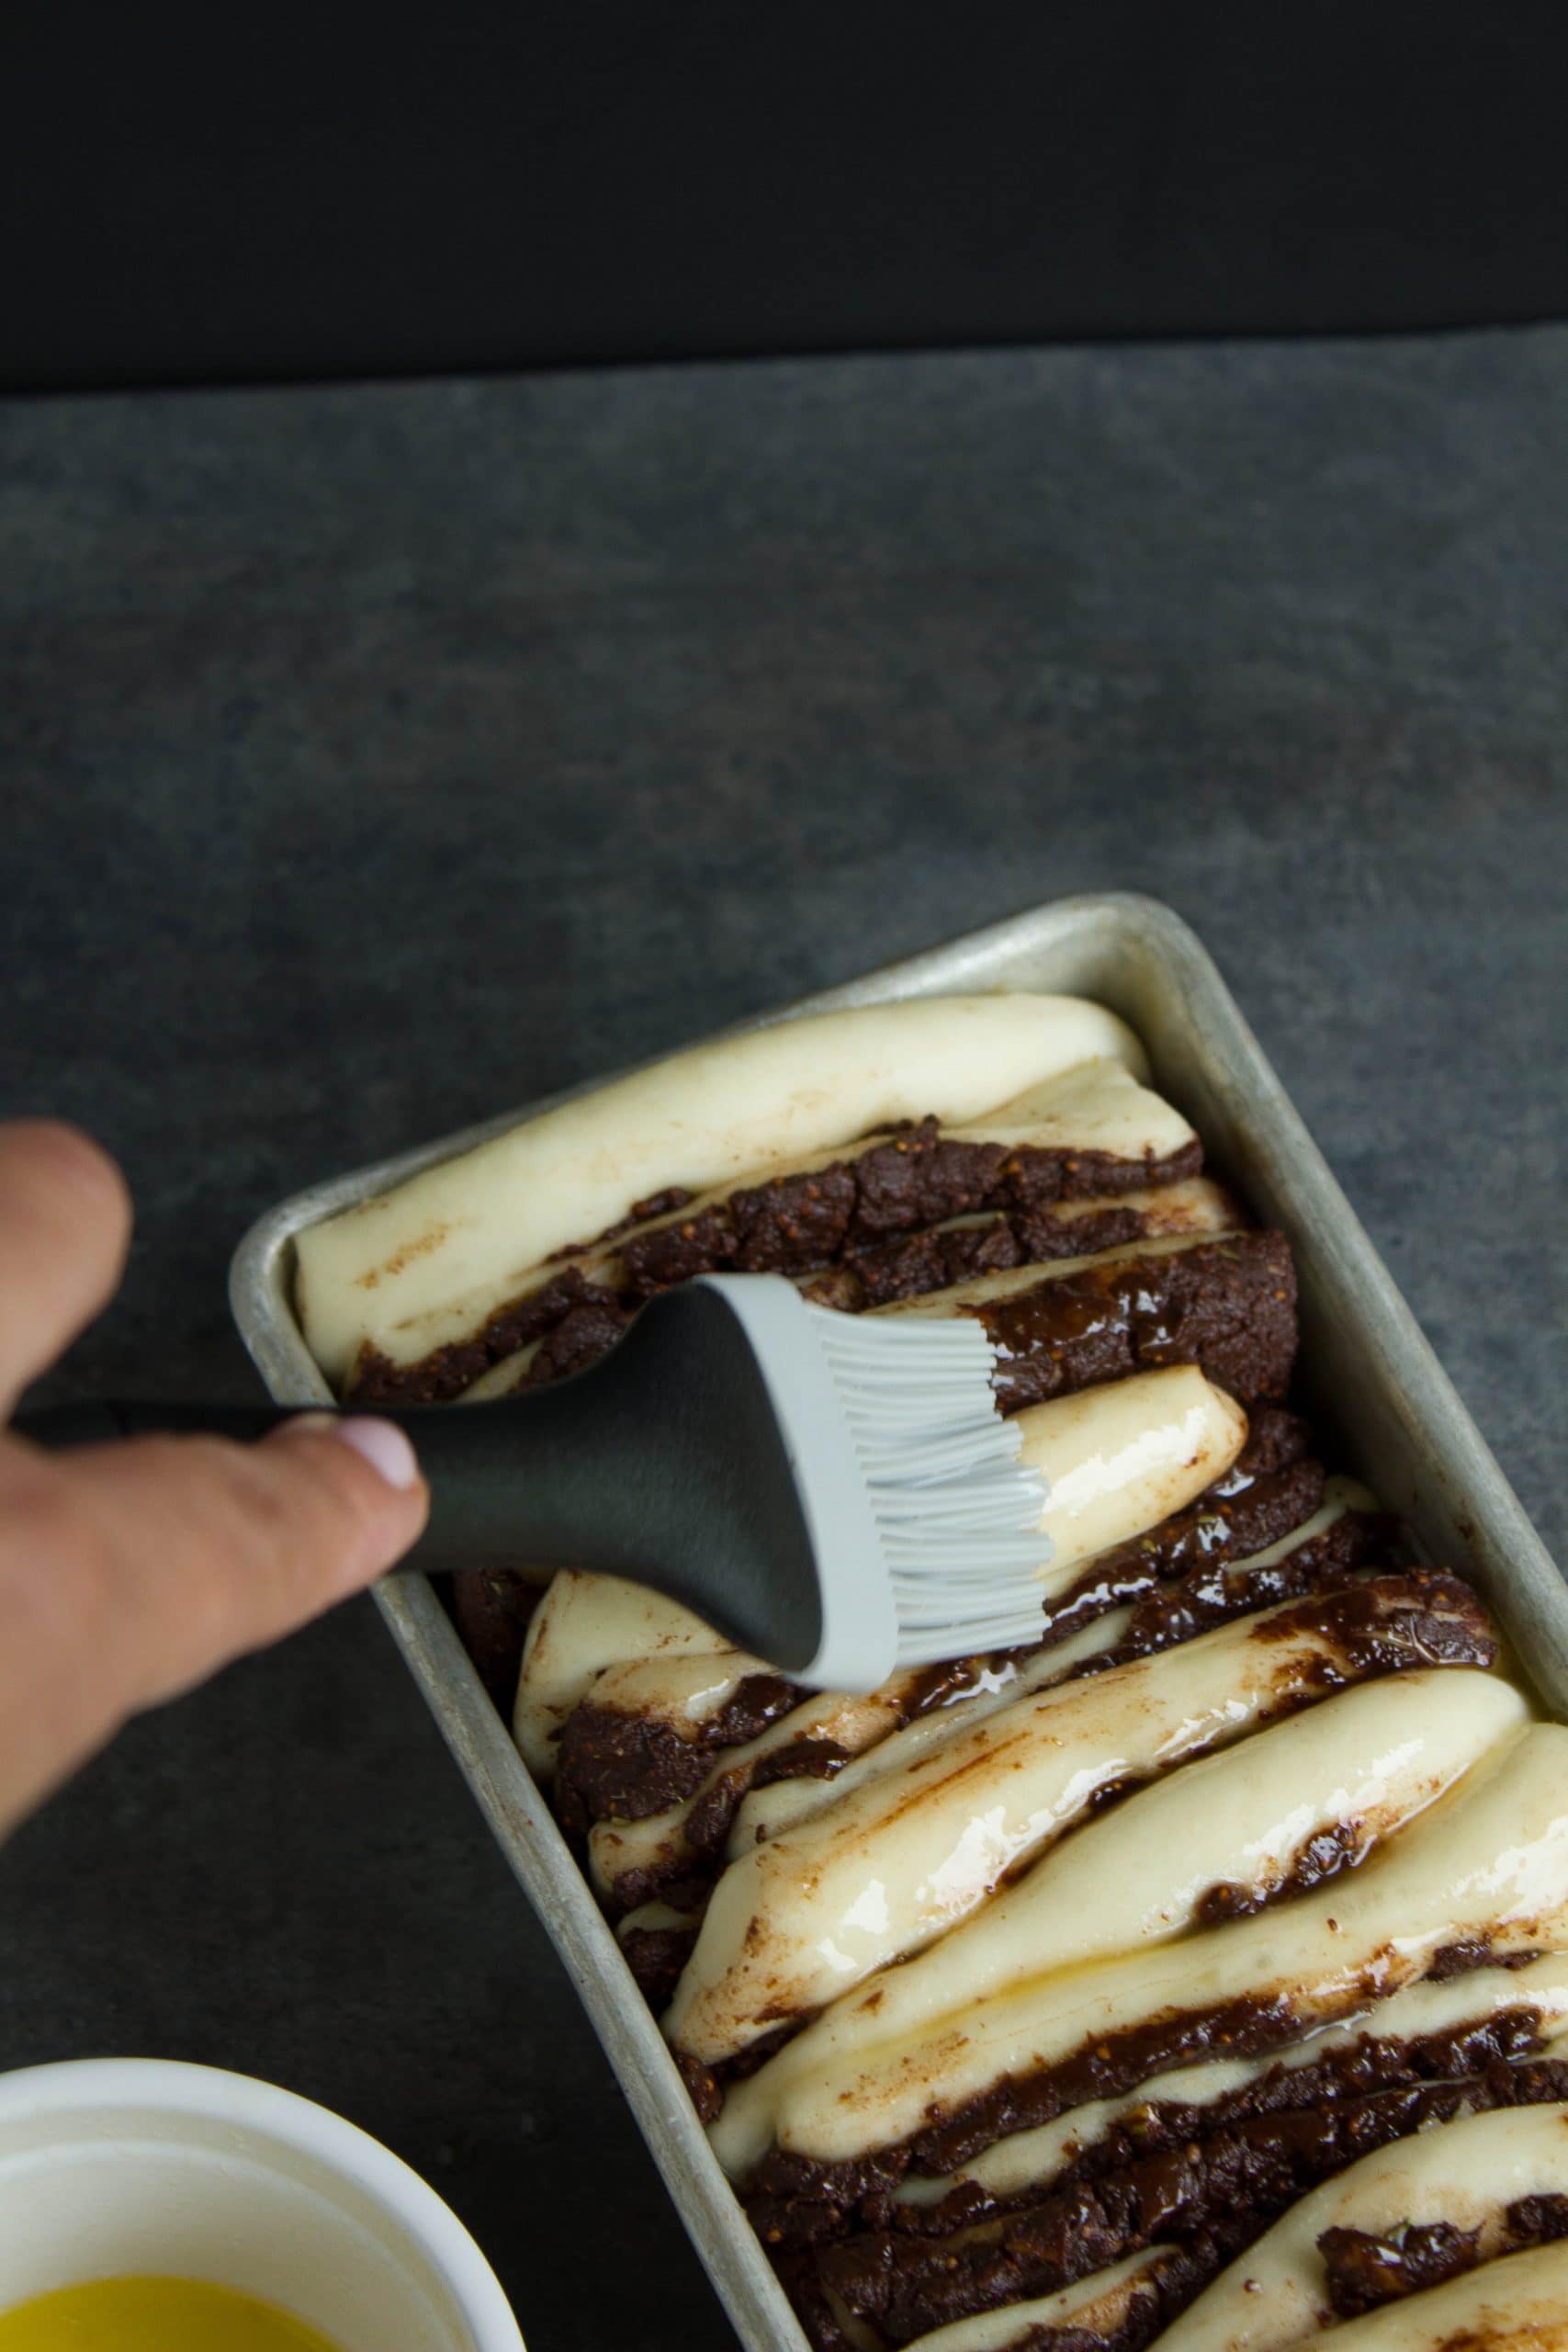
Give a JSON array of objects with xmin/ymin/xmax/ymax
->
[{"xmin": 230, "ymin": 891, "xmax": 1566, "ymax": 2352}]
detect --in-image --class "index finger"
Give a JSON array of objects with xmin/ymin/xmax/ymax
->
[
  {"xmin": 0, "ymin": 1416, "xmax": 428, "ymax": 1830},
  {"xmin": 0, "ymin": 1123, "xmax": 132, "ymax": 1415}
]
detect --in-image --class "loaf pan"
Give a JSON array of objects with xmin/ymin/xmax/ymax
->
[{"xmin": 229, "ymin": 891, "xmax": 1567, "ymax": 2352}]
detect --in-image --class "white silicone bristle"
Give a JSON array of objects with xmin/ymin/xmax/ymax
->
[
  {"xmin": 807, "ymin": 1304, "xmax": 1050, "ymax": 1676},
  {"xmin": 697, "ymin": 1274, "xmax": 1053, "ymax": 1690}
]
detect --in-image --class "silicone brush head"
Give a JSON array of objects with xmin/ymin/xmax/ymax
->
[{"xmin": 693, "ymin": 1274, "xmax": 1049, "ymax": 1689}]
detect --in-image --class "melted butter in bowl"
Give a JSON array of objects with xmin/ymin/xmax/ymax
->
[
  {"xmin": 0, "ymin": 2062, "xmax": 522, "ymax": 2352},
  {"xmin": 0, "ymin": 2278, "xmax": 340, "ymax": 2350}
]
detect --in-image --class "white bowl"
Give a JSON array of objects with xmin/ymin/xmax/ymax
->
[{"xmin": 0, "ymin": 2059, "xmax": 524, "ymax": 2351}]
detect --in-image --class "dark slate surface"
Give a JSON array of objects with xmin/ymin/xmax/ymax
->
[{"xmin": 2, "ymin": 329, "xmax": 1564, "ymax": 2350}]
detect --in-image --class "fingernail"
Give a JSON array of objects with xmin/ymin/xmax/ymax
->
[{"xmin": 330, "ymin": 1416, "xmax": 423, "ymax": 1490}]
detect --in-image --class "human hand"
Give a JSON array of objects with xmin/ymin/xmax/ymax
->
[{"xmin": 0, "ymin": 1120, "xmax": 429, "ymax": 1838}]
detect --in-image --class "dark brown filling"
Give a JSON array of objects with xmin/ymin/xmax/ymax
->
[
  {"xmin": 1240, "ymin": 1566, "xmax": 1493, "ymax": 1674},
  {"xmin": 446, "ymin": 1567, "xmax": 546, "ymax": 1713},
  {"xmin": 1318, "ymin": 2220, "xmax": 1481, "ymax": 2316},
  {"xmin": 1039, "ymin": 1408, "xmax": 1325, "ymax": 1644},
  {"xmin": 621, "ymin": 1920, "xmax": 702, "ymax": 2013},
  {"xmin": 802, "ymin": 1202, "xmax": 1157, "ymax": 1314},
  {"xmin": 344, "ymin": 1122, "xmax": 1203, "ymax": 1404},
  {"xmin": 554, "ymin": 1671, "xmax": 802, "ymax": 1838},
  {"xmin": 1192, "ymin": 1816, "xmax": 1368, "ymax": 1926},
  {"xmin": 1005, "ymin": 2291, "xmax": 1171, "ymax": 2352},
  {"xmin": 750, "ymin": 2009, "xmax": 1550, "ymax": 2257},
  {"xmin": 603, "ymin": 1734, "xmax": 856, "ymax": 1924},
  {"xmin": 790, "ymin": 2055, "xmax": 1568, "ymax": 2347},
  {"xmin": 1110, "ymin": 1507, "xmax": 1395, "ymax": 1659},
  {"xmin": 544, "ymin": 1186, "xmax": 696, "ymax": 1263},
  {"xmin": 619, "ymin": 1125, "xmax": 1204, "ymax": 1299},
  {"xmin": 1320, "ymin": 2191, "xmax": 1568, "ymax": 2319},
  {"xmin": 978, "ymin": 1233, "xmax": 1295, "ymax": 1413},
  {"xmin": 565, "ymin": 1646, "xmax": 1023, "ymax": 1849},
  {"xmin": 349, "ymin": 1261, "xmax": 614, "ymax": 1406}
]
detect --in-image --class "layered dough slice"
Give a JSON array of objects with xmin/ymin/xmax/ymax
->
[
  {"xmin": 593, "ymin": 1606, "xmax": 1135, "ymax": 1917},
  {"xmin": 801, "ymin": 1173, "xmax": 1239, "ymax": 1316},
  {"xmin": 894, "ymin": 1953, "xmax": 1568, "ymax": 2216},
  {"xmin": 513, "ymin": 1570, "xmax": 741, "ymax": 1781},
  {"xmin": 873, "ymin": 1227, "xmax": 1295, "ymax": 1413},
  {"xmin": 739, "ymin": 1474, "xmax": 1383, "ymax": 1851},
  {"xmin": 551, "ymin": 1649, "xmax": 804, "ymax": 1838},
  {"xmin": 556, "ymin": 1401, "xmax": 1369, "ymax": 1920},
  {"xmin": 1012, "ymin": 1365, "xmax": 1246, "ymax": 1599},
  {"xmin": 295, "ymin": 996, "xmax": 1201, "ymax": 1398},
  {"xmin": 889, "ymin": 2109, "xmax": 1568, "ymax": 2352},
  {"xmin": 716, "ymin": 1668, "xmax": 1523, "ymax": 2175},
  {"xmin": 900, "ymin": 2252, "xmax": 1168, "ymax": 2352},
  {"xmin": 459, "ymin": 1174, "xmax": 1246, "ymax": 1405},
  {"xmin": 716, "ymin": 1708, "xmax": 1565, "ymax": 2180},
  {"xmin": 592, "ymin": 1674, "xmax": 964, "ymax": 1915},
  {"xmin": 671, "ymin": 1571, "xmax": 1493, "ymax": 2075},
  {"xmin": 1160, "ymin": 2102, "xmax": 1568, "ymax": 2351},
  {"xmin": 298, "ymin": 992, "xmax": 1143, "ymax": 1382}
]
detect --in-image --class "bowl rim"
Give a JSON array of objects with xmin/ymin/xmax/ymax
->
[{"xmin": 0, "ymin": 2056, "xmax": 524, "ymax": 2349}]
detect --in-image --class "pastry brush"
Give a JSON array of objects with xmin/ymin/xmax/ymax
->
[{"xmin": 15, "ymin": 1272, "xmax": 1049, "ymax": 1690}]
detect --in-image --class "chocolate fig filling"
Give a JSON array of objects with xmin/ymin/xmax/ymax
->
[
  {"xmin": 1314, "ymin": 2191, "xmax": 1568, "ymax": 2321},
  {"xmin": 446, "ymin": 1566, "xmax": 547, "ymax": 1713},
  {"xmin": 1190, "ymin": 1815, "xmax": 1368, "ymax": 1926},
  {"xmin": 346, "ymin": 1123, "xmax": 1204, "ymax": 1405},
  {"xmin": 555, "ymin": 1671, "xmax": 803, "ymax": 1838},
  {"xmin": 976, "ymin": 1233, "xmax": 1295, "ymax": 1413},
  {"xmin": 1038, "ymin": 1408, "xmax": 1325, "ymax": 1642},
  {"xmin": 349, "ymin": 1261, "xmax": 615, "ymax": 1407},
  {"xmin": 795, "ymin": 2057, "xmax": 1568, "ymax": 2347},
  {"xmin": 620, "ymin": 1920, "xmax": 702, "ymax": 2012},
  {"xmin": 1317, "ymin": 2220, "xmax": 1481, "ymax": 2316},
  {"xmin": 750, "ymin": 2010, "xmax": 1552, "ymax": 2256},
  {"xmin": 1109, "ymin": 1507, "xmax": 1395, "ymax": 1659},
  {"xmin": 802, "ymin": 1201, "xmax": 1156, "ymax": 1313},
  {"xmin": 617, "ymin": 1125, "xmax": 1205, "ymax": 1300},
  {"xmin": 563, "ymin": 1646, "xmax": 1038, "ymax": 1847}
]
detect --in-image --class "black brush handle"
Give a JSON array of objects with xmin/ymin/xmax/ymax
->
[
  {"xmin": 13, "ymin": 1385, "xmax": 696, "ymax": 1577},
  {"xmin": 17, "ymin": 1400, "xmax": 296, "ymax": 1447},
  {"xmin": 12, "ymin": 1284, "xmax": 823, "ymax": 1667}
]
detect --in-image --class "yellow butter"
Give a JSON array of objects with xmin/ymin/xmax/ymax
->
[{"xmin": 0, "ymin": 2277, "xmax": 341, "ymax": 2351}]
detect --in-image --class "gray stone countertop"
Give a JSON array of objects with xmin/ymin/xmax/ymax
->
[{"xmin": 2, "ymin": 327, "xmax": 1564, "ymax": 2348}]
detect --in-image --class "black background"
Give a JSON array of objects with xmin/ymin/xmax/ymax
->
[{"xmin": 6, "ymin": 5, "xmax": 1568, "ymax": 392}]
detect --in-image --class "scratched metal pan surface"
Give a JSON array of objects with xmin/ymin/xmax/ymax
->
[{"xmin": 229, "ymin": 890, "xmax": 1567, "ymax": 2352}]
